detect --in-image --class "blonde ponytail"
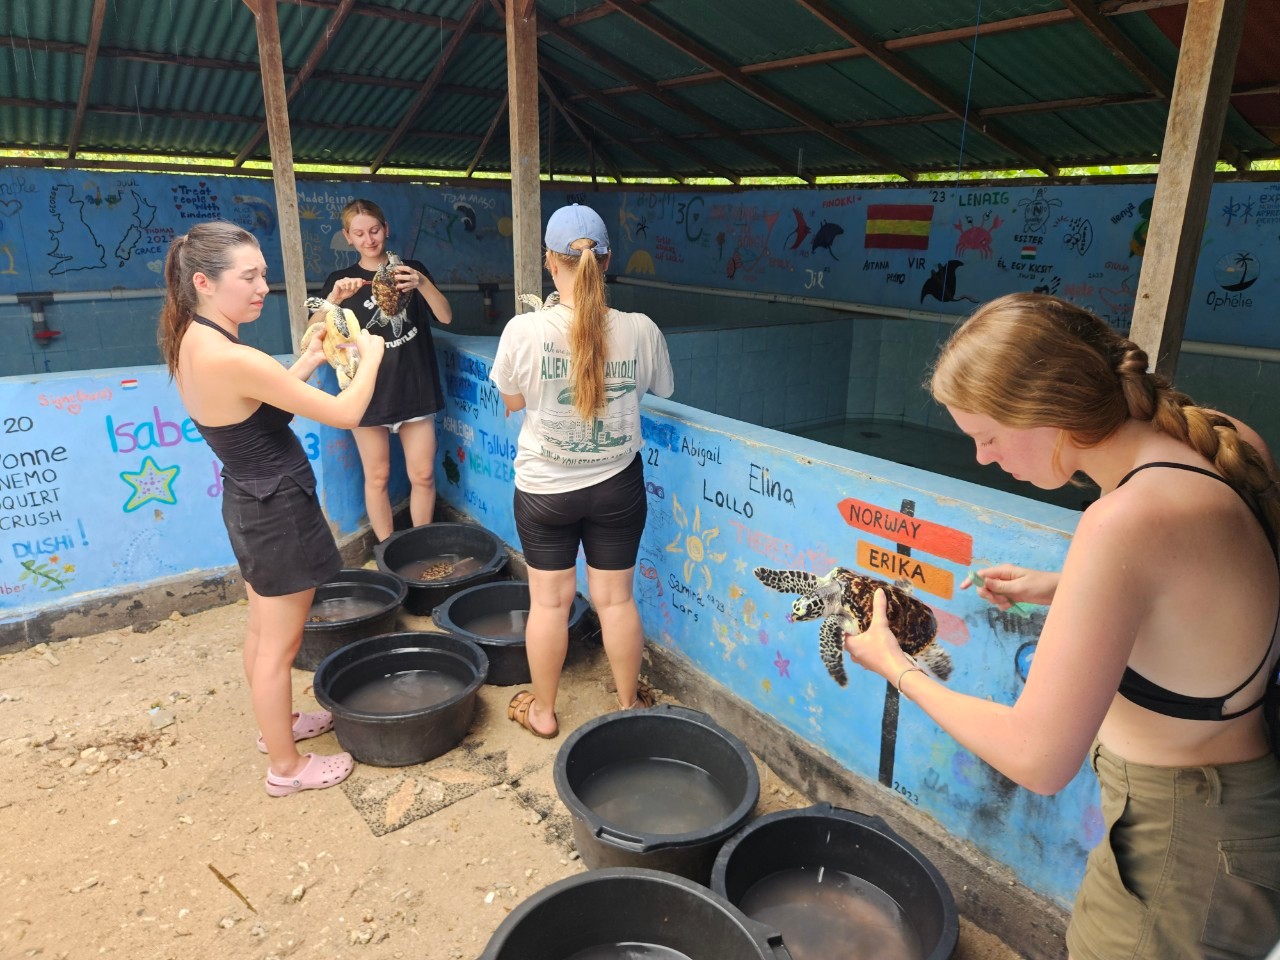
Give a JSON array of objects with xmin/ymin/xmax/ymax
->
[{"xmin": 550, "ymin": 240, "xmax": 610, "ymax": 420}]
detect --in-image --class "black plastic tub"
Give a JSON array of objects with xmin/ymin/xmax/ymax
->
[
  {"xmin": 312, "ymin": 631, "xmax": 488, "ymax": 766},
  {"xmin": 432, "ymin": 581, "xmax": 595, "ymax": 686},
  {"xmin": 711, "ymin": 802, "xmax": 958, "ymax": 960},
  {"xmin": 374, "ymin": 522, "xmax": 508, "ymax": 616},
  {"xmin": 553, "ymin": 704, "xmax": 760, "ymax": 884},
  {"xmin": 478, "ymin": 867, "xmax": 793, "ymax": 960},
  {"xmin": 295, "ymin": 569, "xmax": 408, "ymax": 671}
]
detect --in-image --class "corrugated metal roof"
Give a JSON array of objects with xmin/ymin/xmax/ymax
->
[{"xmin": 1, "ymin": 0, "xmax": 1278, "ymax": 181}]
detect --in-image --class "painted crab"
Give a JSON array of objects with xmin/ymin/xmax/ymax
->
[
  {"xmin": 371, "ymin": 251, "xmax": 409, "ymax": 318},
  {"xmin": 302, "ymin": 296, "xmax": 361, "ymax": 389},
  {"xmin": 754, "ymin": 565, "xmax": 952, "ymax": 687},
  {"xmin": 954, "ymin": 212, "xmax": 1002, "ymax": 259}
]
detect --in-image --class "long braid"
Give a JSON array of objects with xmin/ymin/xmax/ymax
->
[{"xmin": 1114, "ymin": 342, "xmax": 1280, "ymax": 540}]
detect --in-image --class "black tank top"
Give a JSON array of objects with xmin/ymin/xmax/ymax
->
[
  {"xmin": 188, "ymin": 317, "xmax": 315, "ymax": 499},
  {"xmin": 1115, "ymin": 461, "xmax": 1279, "ymax": 720}
]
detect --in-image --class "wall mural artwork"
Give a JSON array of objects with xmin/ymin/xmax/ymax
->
[
  {"xmin": 4, "ymin": 168, "xmax": 1280, "ymax": 351},
  {"xmin": 602, "ymin": 182, "xmax": 1280, "ymax": 351},
  {"xmin": 0, "ymin": 368, "xmax": 334, "ymax": 614},
  {"xmin": 0, "ymin": 171, "xmax": 518, "ymax": 298}
]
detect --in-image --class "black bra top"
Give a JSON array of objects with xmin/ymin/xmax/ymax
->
[
  {"xmin": 1115, "ymin": 461, "xmax": 1279, "ymax": 721},
  {"xmin": 188, "ymin": 317, "xmax": 313, "ymax": 499}
]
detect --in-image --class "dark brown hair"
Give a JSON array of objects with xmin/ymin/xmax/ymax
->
[{"xmin": 157, "ymin": 220, "xmax": 258, "ymax": 377}]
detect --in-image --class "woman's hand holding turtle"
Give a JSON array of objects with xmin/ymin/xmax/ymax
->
[
  {"xmin": 843, "ymin": 588, "xmax": 914, "ymax": 683},
  {"xmin": 962, "ymin": 564, "xmax": 1058, "ymax": 609},
  {"xmin": 355, "ymin": 329, "xmax": 385, "ymax": 369},
  {"xmin": 393, "ymin": 264, "xmax": 423, "ymax": 292},
  {"xmin": 302, "ymin": 323, "xmax": 327, "ymax": 362},
  {"xmin": 327, "ymin": 276, "xmax": 368, "ymax": 304}
]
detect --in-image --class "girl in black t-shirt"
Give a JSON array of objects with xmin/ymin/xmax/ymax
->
[{"xmin": 315, "ymin": 199, "xmax": 452, "ymax": 540}]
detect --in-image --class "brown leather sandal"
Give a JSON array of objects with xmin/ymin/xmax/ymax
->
[{"xmin": 507, "ymin": 690, "xmax": 559, "ymax": 739}]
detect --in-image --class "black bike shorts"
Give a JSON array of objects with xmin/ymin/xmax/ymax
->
[{"xmin": 513, "ymin": 454, "xmax": 647, "ymax": 571}]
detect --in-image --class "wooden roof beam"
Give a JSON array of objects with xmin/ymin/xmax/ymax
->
[
  {"xmin": 0, "ymin": 36, "xmax": 504, "ymax": 97},
  {"xmin": 591, "ymin": 11, "xmax": 1079, "ymax": 97},
  {"xmin": 1130, "ymin": 0, "xmax": 1247, "ymax": 377},
  {"xmin": 537, "ymin": 71, "xmax": 627, "ymax": 183},
  {"xmin": 793, "ymin": 0, "xmax": 1057, "ymax": 175},
  {"xmin": 235, "ymin": 0, "xmax": 357, "ymax": 166},
  {"xmin": 557, "ymin": 101, "xmax": 629, "ymax": 183},
  {"xmin": 540, "ymin": 59, "xmax": 739, "ymax": 184},
  {"xmin": 1061, "ymin": 0, "xmax": 1172, "ymax": 98},
  {"xmin": 465, "ymin": 93, "xmax": 508, "ymax": 177},
  {"xmin": 65, "ymin": 0, "xmax": 106, "ymax": 161},
  {"xmin": 370, "ymin": 0, "xmax": 484, "ymax": 173},
  {"xmin": 537, "ymin": 14, "xmax": 808, "ymax": 181},
  {"xmin": 603, "ymin": 0, "xmax": 914, "ymax": 179},
  {"xmin": 282, "ymin": 0, "xmax": 505, "ymax": 37}
]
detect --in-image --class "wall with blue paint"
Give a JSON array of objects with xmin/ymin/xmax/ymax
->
[
  {"xmin": 0, "ymin": 362, "xmax": 406, "ymax": 622},
  {"xmin": 431, "ymin": 332, "xmax": 1091, "ymax": 907},
  {"xmin": 6, "ymin": 169, "xmax": 1280, "ymax": 372},
  {"xmin": 5, "ymin": 324, "xmax": 1115, "ymax": 906}
]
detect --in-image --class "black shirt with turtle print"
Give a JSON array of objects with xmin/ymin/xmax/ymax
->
[{"xmin": 321, "ymin": 258, "xmax": 445, "ymax": 427}]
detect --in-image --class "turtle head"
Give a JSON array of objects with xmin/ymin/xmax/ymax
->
[{"xmin": 790, "ymin": 594, "xmax": 825, "ymax": 622}]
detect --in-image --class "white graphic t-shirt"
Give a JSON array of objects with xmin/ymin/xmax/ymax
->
[{"xmin": 491, "ymin": 305, "xmax": 674, "ymax": 494}]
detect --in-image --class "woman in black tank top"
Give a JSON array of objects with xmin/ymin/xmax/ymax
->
[
  {"xmin": 159, "ymin": 221, "xmax": 385, "ymax": 798},
  {"xmin": 839, "ymin": 293, "xmax": 1280, "ymax": 959}
]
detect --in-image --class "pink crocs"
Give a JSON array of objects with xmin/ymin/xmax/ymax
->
[
  {"xmin": 256, "ymin": 710, "xmax": 334, "ymax": 753},
  {"xmin": 264, "ymin": 752, "xmax": 354, "ymax": 797}
]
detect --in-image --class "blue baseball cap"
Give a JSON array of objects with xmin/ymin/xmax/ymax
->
[{"xmin": 544, "ymin": 203, "xmax": 610, "ymax": 256}]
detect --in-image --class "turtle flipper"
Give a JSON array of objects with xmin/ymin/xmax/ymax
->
[
  {"xmin": 818, "ymin": 615, "xmax": 849, "ymax": 687},
  {"xmin": 917, "ymin": 643, "xmax": 953, "ymax": 682},
  {"xmin": 754, "ymin": 567, "xmax": 821, "ymax": 594}
]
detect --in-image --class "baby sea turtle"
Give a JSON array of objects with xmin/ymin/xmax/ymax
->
[
  {"xmin": 754, "ymin": 566, "xmax": 952, "ymax": 687},
  {"xmin": 301, "ymin": 296, "xmax": 361, "ymax": 389},
  {"xmin": 371, "ymin": 251, "xmax": 409, "ymax": 318}
]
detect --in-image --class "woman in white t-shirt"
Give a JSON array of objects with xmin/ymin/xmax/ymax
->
[{"xmin": 491, "ymin": 204, "xmax": 674, "ymax": 738}]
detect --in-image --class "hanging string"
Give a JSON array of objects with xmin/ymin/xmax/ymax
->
[
  {"xmin": 953, "ymin": 0, "xmax": 985, "ymax": 180},
  {"xmin": 943, "ymin": 0, "xmax": 985, "ymax": 299}
]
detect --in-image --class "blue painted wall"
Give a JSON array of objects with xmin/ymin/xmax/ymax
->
[
  {"xmin": 0, "ymin": 361, "xmax": 406, "ymax": 620},
  {"xmin": 431, "ymin": 333, "xmax": 1091, "ymax": 907},
  {"xmin": 3, "ymin": 326, "xmax": 1134, "ymax": 907}
]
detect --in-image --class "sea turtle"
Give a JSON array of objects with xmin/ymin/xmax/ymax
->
[
  {"xmin": 371, "ymin": 251, "xmax": 409, "ymax": 318},
  {"xmin": 753, "ymin": 566, "xmax": 952, "ymax": 687},
  {"xmin": 301, "ymin": 296, "xmax": 361, "ymax": 389}
]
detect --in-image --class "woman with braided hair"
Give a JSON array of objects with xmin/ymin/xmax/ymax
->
[{"xmin": 841, "ymin": 293, "xmax": 1280, "ymax": 959}]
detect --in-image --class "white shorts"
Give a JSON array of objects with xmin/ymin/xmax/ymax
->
[{"xmin": 384, "ymin": 414, "xmax": 433, "ymax": 435}]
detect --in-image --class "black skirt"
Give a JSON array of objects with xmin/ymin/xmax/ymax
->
[{"xmin": 221, "ymin": 475, "xmax": 342, "ymax": 597}]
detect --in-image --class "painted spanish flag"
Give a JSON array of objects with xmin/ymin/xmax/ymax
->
[{"xmin": 864, "ymin": 204, "xmax": 933, "ymax": 250}]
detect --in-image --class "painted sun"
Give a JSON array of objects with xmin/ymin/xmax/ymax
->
[{"xmin": 665, "ymin": 494, "xmax": 726, "ymax": 590}]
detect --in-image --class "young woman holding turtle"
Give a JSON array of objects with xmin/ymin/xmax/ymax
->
[
  {"xmin": 159, "ymin": 220, "xmax": 385, "ymax": 796},
  {"xmin": 315, "ymin": 198, "xmax": 452, "ymax": 541},
  {"xmin": 843, "ymin": 292, "xmax": 1280, "ymax": 959},
  {"xmin": 490, "ymin": 204, "xmax": 674, "ymax": 738}
]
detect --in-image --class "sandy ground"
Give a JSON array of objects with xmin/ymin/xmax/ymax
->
[{"xmin": 0, "ymin": 601, "xmax": 1022, "ymax": 960}]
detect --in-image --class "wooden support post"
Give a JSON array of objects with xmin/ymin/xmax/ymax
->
[
  {"xmin": 506, "ymin": 0, "xmax": 542, "ymax": 312},
  {"xmin": 1129, "ymin": 0, "xmax": 1247, "ymax": 379},
  {"xmin": 243, "ymin": 0, "xmax": 309, "ymax": 350}
]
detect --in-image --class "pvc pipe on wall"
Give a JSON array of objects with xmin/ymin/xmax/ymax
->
[
  {"xmin": 611, "ymin": 276, "xmax": 1280, "ymax": 364},
  {"xmin": 0, "ymin": 281, "xmax": 514, "ymax": 306}
]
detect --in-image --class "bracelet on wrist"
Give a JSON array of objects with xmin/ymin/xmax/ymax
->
[{"xmin": 895, "ymin": 664, "xmax": 924, "ymax": 697}]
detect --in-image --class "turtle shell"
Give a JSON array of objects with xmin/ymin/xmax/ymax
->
[
  {"xmin": 303, "ymin": 296, "xmax": 360, "ymax": 386},
  {"xmin": 838, "ymin": 571, "xmax": 938, "ymax": 655},
  {"xmin": 371, "ymin": 251, "xmax": 408, "ymax": 316}
]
